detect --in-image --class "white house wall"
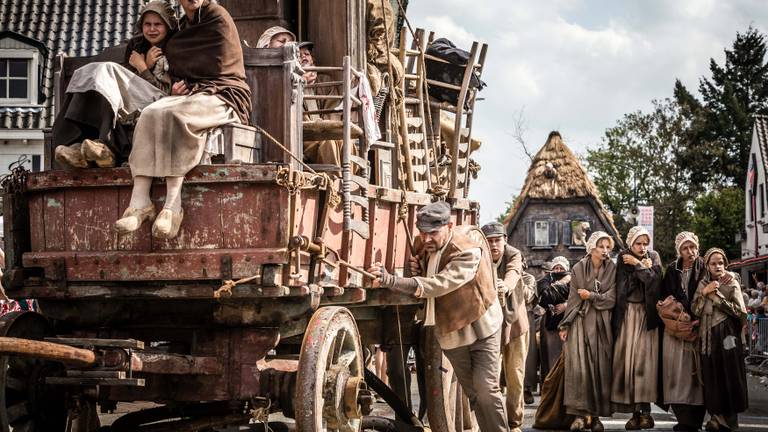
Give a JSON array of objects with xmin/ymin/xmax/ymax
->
[{"xmin": 743, "ymin": 129, "xmax": 768, "ymax": 259}]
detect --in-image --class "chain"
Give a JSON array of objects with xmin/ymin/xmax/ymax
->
[
  {"xmin": 0, "ymin": 155, "xmax": 30, "ymax": 195},
  {"xmin": 249, "ymin": 397, "xmax": 272, "ymax": 432}
]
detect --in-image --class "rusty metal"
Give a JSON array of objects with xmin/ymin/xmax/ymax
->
[
  {"xmin": 295, "ymin": 307, "xmax": 364, "ymax": 432},
  {"xmin": 130, "ymin": 353, "xmax": 223, "ymax": 376}
]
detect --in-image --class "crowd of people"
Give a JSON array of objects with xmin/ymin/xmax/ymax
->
[{"xmin": 370, "ymin": 201, "xmax": 752, "ymax": 432}]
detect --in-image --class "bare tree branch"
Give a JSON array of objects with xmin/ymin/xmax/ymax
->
[{"xmin": 508, "ymin": 107, "xmax": 534, "ymax": 162}]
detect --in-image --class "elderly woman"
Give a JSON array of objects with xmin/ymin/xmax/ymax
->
[
  {"xmin": 692, "ymin": 248, "xmax": 748, "ymax": 432},
  {"xmin": 537, "ymin": 255, "xmax": 570, "ymax": 381},
  {"xmin": 559, "ymin": 232, "xmax": 616, "ymax": 432},
  {"xmin": 610, "ymin": 226, "xmax": 662, "ymax": 429},
  {"xmin": 115, "ymin": 0, "xmax": 251, "ymax": 239},
  {"xmin": 660, "ymin": 232, "xmax": 706, "ymax": 432},
  {"xmin": 256, "ymin": 26, "xmax": 296, "ymax": 48}
]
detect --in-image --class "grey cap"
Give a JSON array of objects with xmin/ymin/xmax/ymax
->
[
  {"xmin": 416, "ymin": 201, "xmax": 452, "ymax": 232},
  {"xmin": 481, "ymin": 222, "xmax": 506, "ymax": 238},
  {"xmin": 298, "ymin": 41, "xmax": 315, "ymax": 50}
]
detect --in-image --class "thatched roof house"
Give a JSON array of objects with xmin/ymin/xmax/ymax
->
[{"xmin": 502, "ymin": 131, "xmax": 622, "ymax": 276}]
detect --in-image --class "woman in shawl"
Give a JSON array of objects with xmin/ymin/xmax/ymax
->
[
  {"xmin": 610, "ymin": 226, "xmax": 662, "ymax": 429},
  {"xmin": 115, "ymin": 0, "xmax": 252, "ymax": 239},
  {"xmin": 256, "ymin": 26, "xmax": 296, "ymax": 48},
  {"xmin": 692, "ymin": 248, "xmax": 748, "ymax": 432},
  {"xmin": 660, "ymin": 232, "xmax": 706, "ymax": 432},
  {"xmin": 537, "ymin": 255, "xmax": 570, "ymax": 382},
  {"xmin": 53, "ymin": 0, "xmax": 178, "ymax": 168},
  {"xmin": 559, "ymin": 231, "xmax": 616, "ymax": 432}
]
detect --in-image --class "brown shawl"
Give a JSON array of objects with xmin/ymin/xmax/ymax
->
[
  {"xmin": 165, "ymin": 1, "xmax": 251, "ymax": 124},
  {"xmin": 560, "ymin": 256, "xmax": 617, "ymax": 328}
]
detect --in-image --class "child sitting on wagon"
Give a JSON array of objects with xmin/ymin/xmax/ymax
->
[{"xmin": 53, "ymin": 0, "xmax": 178, "ymax": 169}]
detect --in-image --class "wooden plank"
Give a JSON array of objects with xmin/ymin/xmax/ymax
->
[
  {"xmin": 66, "ymin": 371, "xmax": 127, "ymax": 379},
  {"xmin": 26, "ymin": 165, "xmax": 279, "ymax": 191},
  {"xmin": 28, "ymin": 194, "xmax": 44, "ymax": 252},
  {"xmin": 407, "ymin": 133, "xmax": 424, "ymax": 143},
  {"xmin": 46, "ymin": 377, "xmax": 145, "ymax": 387},
  {"xmin": 406, "ymin": 117, "xmax": 424, "ymax": 128},
  {"xmin": 295, "ymin": 190, "xmax": 320, "ymax": 238},
  {"xmin": 220, "ymin": 184, "xmax": 287, "ymax": 249},
  {"xmin": 46, "ymin": 337, "xmax": 145, "ymax": 349},
  {"xmin": 152, "ymin": 184, "xmax": 222, "ymax": 251},
  {"xmin": 44, "ymin": 191, "xmax": 66, "ymax": 251}
]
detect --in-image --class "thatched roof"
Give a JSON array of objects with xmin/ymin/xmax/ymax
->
[{"xmin": 502, "ymin": 131, "xmax": 618, "ymax": 234}]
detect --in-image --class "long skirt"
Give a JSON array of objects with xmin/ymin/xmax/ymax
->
[
  {"xmin": 701, "ymin": 319, "xmax": 748, "ymax": 416},
  {"xmin": 533, "ymin": 353, "xmax": 576, "ymax": 430},
  {"xmin": 539, "ymin": 325, "xmax": 563, "ymax": 385},
  {"xmin": 611, "ymin": 303, "xmax": 658, "ymax": 412},
  {"xmin": 563, "ymin": 308, "xmax": 613, "ymax": 417},
  {"xmin": 662, "ymin": 331, "xmax": 703, "ymax": 405},
  {"xmin": 129, "ymin": 94, "xmax": 237, "ymax": 178}
]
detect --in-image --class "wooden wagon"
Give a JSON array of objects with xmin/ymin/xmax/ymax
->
[{"xmin": 0, "ymin": 1, "xmax": 489, "ymax": 430}]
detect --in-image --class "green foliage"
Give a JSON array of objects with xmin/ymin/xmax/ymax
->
[
  {"xmin": 690, "ymin": 187, "xmax": 744, "ymax": 259},
  {"xmin": 675, "ymin": 27, "xmax": 768, "ymax": 187},
  {"xmin": 497, "ymin": 196, "xmax": 517, "ymax": 223},
  {"xmin": 586, "ymin": 99, "xmax": 693, "ymax": 262}
]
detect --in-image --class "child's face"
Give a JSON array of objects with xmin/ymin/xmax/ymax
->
[{"xmin": 142, "ymin": 12, "xmax": 168, "ymax": 46}]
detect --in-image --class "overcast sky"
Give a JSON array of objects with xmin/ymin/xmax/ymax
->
[{"xmin": 406, "ymin": 0, "xmax": 768, "ymax": 223}]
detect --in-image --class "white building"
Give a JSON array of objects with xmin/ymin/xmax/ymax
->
[
  {"xmin": 735, "ymin": 115, "xmax": 768, "ymax": 287},
  {"xmin": 0, "ymin": 2, "xmax": 143, "ymax": 176}
]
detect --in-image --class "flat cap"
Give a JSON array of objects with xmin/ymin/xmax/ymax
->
[
  {"xmin": 416, "ymin": 201, "xmax": 452, "ymax": 232},
  {"xmin": 481, "ymin": 222, "xmax": 506, "ymax": 238},
  {"xmin": 298, "ymin": 41, "xmax": 315, "ymax": 50}
]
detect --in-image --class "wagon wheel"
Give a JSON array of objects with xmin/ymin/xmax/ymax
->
[
  {"xmin": 0, "ymin": 311, "xmax": 67, "ymax": 432},
  {"xmin": 295, "ymin": 307, "xmax": 364, "ymax": 432}
]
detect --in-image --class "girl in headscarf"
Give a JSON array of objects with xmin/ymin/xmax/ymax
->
[
  {"xmin": 537, "ymin": 255, "xmax": 571, "ymax": 382},
  {"xmin": 559, "ymin": 232, "xmax": 617, "ymax": 432},
  {"xmin": 610, "ymin": 226, "xmax": 662, "ymax": 429},
  {"xmin": 256, "ymin": 26, "xmax": 296, "ymax": 48},
  {"xmin": 660, "ymin": 232, "xmax": 706, "ymax": 432},
  {"xmin": 692, "ymin": 248, "xmax": 748, "ymax": 432},
  {"xmin": 53, "ymin": 0, "xmax": 178, "ymax": 168}
]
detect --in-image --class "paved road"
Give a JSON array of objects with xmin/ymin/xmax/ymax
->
[{"xmin": 99, "ymin": 373, "xmax": 768, "ymax": 431}]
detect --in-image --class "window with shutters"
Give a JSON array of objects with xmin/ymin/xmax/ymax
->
[
  {"xmin": 534, "ymin": 221, "xmax": 549, "ymax": 246},
  {"xmin": 526, "ymin": 219, "xmax": 559, "ymax": 248}
]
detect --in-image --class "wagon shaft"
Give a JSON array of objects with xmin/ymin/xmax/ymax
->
[{"xmin": 0, "ymin": 336, "xmax": 96, "ymax": 367}]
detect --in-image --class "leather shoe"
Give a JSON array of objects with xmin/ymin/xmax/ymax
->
[
  {"xmin": 523, "ymin": 389, "xmax": 534, "ymax": 404},
  {"xmin": 626, "ymin": 415, "xmax": 641, "ymax": 430},
  {"xmin": 152, "ymin": 208, "xmax": 184, "ymax": 239},
  {"xmin": 639, "ymin": 413, "xmax": 655, "ymax": 429},
  {"xmin": 115, "ymin": 205, "xmax": 156, "ymax": 234}
]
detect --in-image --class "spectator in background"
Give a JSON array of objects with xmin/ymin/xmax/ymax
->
[{"xmin": 748, "ymin": 290, "xmax": 762, "ymax": 309}]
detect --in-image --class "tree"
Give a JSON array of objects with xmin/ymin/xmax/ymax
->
[
  {"xmin": 675, "ymin": 27, "xmax": 768, "ymax": 187},
  {"xmin": 690, "ymin": 187, "xmax": 744, "ymax": 259},
  {"xmin": 587, "ymin": 99, "xmax": 693, "ymax": 261}
]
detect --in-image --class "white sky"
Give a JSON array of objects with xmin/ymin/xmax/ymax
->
[{"xmin": 406, "ymin": 0, "xmax": 768, "ymax": 223}]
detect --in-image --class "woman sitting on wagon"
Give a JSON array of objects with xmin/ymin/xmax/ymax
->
[
  {"xmin": 115, "ymin": 0, "xmax": 251, "ymax": 239},
  {"xmin": 53, "ymin": 0, "xmax": 178, "ymax": 168}
]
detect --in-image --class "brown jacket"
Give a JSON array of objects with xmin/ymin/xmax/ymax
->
[
  {"xmin": 497, "ymin": 245, "xmax": 530, "ymax": 343},
  {"xmin": 431, "ymin": 233, "xmax": 498, "ymax": 334}
]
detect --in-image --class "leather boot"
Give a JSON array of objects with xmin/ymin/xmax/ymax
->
[
  {"xmin": 626, "ymin": 412, "xmax": 642, "ymax": 430},
  {"xmin": 55, "ymin": 143, "xmax": 88, "ymax": 168}
]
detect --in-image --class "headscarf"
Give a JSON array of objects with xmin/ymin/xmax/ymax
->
[
  {"xmin": 256, "ymin": 26, "xmax": 296, "ymax": 48},
  {"xmin": 625, "ymin": 225, "xmax": 650, "ymax": 250},
  {"xmin": 675, "ymin": 231, "xmax": 700, "ymax": 257},
  {"xmin": 550, "ymin": 256, "xmax": 570, "ymax": 272},
  {"xmin": 703, "ymin": 247, "xmax": 729, "ymax": 269},
  {"xmin": 586, "ymin": 231, "xmax": 614, "ymax": 254},
  {"xmin": 137, "ymin": 0, "xmax": 178, "ymax": 33}
]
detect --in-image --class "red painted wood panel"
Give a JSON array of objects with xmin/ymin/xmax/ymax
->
[
  {"xmin": 65, "ymin": 188, "xmax": 118, "ymax": 251},
  {"xmin": 44, "ymin": 191, "xmax": 66, "ymax": 251},
  {"xmin": 295, "ymin": 191, "xmax": 319, "ymax": 238},
  {"xmin": 367, "ymin": 202, "xmax": 392, "ymax": 269},
  {"xmin": 28, "ymin": 194, "xmax": 44, "ymax": 252},
  {"xmin": 153, "ymin": 184, "xmax": 223, "ymax": 251},
  {"xmin": 220, "ymin": 183, "xmax": 286, "ymax": 249}
]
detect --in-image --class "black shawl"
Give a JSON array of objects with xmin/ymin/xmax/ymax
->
[
  {"xmin": 612, "ymin": 249, "xmax": 662, "ymax": 336},
  {"xmin": 661, "ymin": 257, "xmax": 705, "ymax": 317}
]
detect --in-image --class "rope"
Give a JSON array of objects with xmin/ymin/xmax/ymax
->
[
  {"xmin": 275, "ymin": 167, "xmax": 341, "ymax": 207},
  {"xmin": 214, "ymin": 275, "xmax": 259, "ymax": 299},
  {"xmin": 255, "ymin": 126, "xmax": 317, "ymax": 175},
  {"xmin": 250, "ymin": 397, "xmax": 272, "ymax": 432}
]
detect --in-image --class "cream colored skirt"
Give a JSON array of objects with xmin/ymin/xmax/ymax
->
[
  {"xmin": 129, "ymin": 93, "xmax": 237, "ymax": 178},
  {"xmin": 611, "ymin": 303, "xmax": 659, "ymax": 409}
]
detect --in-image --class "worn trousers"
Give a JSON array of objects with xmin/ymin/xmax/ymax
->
[
  {"xmin": 524, "ymin": 310, "xmax": 539, "ymax": 391},
  {"xmin": 502, "ymin": 331, "xmax": 529, "ymax": 431},
  {"xmin": 443, "ymin": 328, "xmax": 509, "ymax": 432}
]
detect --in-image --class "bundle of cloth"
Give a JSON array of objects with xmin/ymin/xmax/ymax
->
[{"xmin": 657, "ymin": 295, "xmax": 698, "ymax": 342}]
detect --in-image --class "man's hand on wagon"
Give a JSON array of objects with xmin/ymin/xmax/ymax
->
[
  {"xmin": 408, "ymin": 255, "xmax": 423, "ymax": 276},
  {"xmin": 368, "ymin": 262, "xmax": 418, "ymax": 296}
]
